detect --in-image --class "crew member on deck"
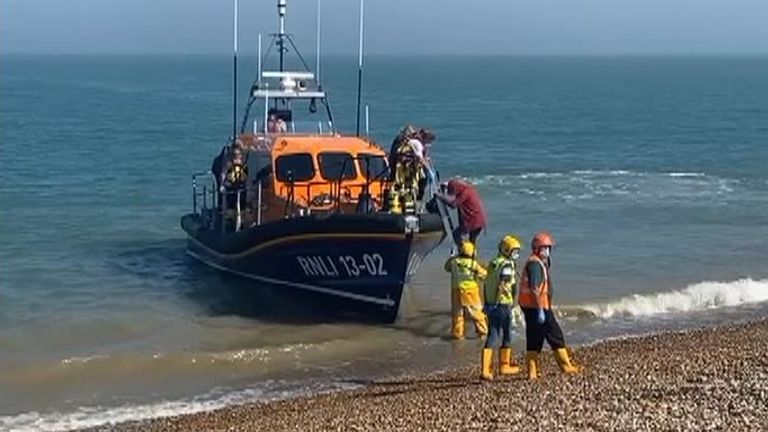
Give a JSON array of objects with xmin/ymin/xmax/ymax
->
[
  {"xmin": 267, "ymin": 114, "xmax": 288, "ymax": 134},
  {"xmin": 267, "ymin": 114, "xmax": 279, "ymax": 133},
  {"xmin": 480, "ymin": 235, "xmax": 523, "ymax": 380},
  {"xmin": 221, "ymin": 144, "xmax": 249, "ymax": 226},
  {"xmin": 518, "ymin": 231, "xmax": 581, "ymax": 379},
  {"xmin": 445, "ymin": 241, "xmax": 488, "ymax": 340}
]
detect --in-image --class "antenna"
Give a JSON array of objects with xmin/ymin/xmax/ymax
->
[
  {"xmin": 316, "ymin": 0, "xmax": 321, "ymax": 83},
  {"xmin": 257, "ymin": 33, "xmax": 262, "ymax": 87},
  {"xmin": 232, "ymin": 0, "xmax": 239, "ymax": 142},
  {"xmin": 355, "ymin": 0, "xmax": 364, "ymax": 136},
  {"xmin": 365, "ymin": 104, "xmax": 370, "ymax": 136},
  {"xmin": 263, "ymin": 88, "xmax": 269, "ymax": 134}
]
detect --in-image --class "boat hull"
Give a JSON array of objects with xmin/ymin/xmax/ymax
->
[{"xmin": 181, "ymin": 213, "xmax": 445, "ymax": 322}]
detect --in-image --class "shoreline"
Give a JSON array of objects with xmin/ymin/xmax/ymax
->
[{"xmin": 84, "ymin": 318, "xmax": 768, "ymax": 432}]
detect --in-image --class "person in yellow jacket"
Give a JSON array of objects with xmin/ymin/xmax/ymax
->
[
  {"xmin": 444, "ymin": 241, "xmax": 488, "ymax": 340},
  {"xmin": 479, "ymin": 235, "xmax": 523, "ymax": 380},
  {"xmin": 518, "ymin": 231, "xmax": 581, "ymax": 379}
]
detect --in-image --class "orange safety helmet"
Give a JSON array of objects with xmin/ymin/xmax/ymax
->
[{"xmin": 531, "ymin": 231, "xmax": 555, "ymax": 250}]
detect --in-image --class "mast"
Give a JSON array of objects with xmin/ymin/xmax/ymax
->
[
  {"xmin": 316, "ymin": 0, "xmax": 321, "ymax": 84},
  {"xmin": 278, "ymin": 0, "xmax": 286, "ymax": 72},
  {"xmin": 243, "ymin": 0, "xmax": 334, "ymax": 133},
  {"xmin": 232, "ymin": 0, "xmax": 239, "ymax": 141},
  {"xmin": 355, "ymin": 0, "xmax": 365, "ymax": 136}
]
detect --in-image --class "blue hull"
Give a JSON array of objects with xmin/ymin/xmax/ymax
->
[{"xmin": 181, "ymin": 213, "xmax": 445, "ymax": 322}]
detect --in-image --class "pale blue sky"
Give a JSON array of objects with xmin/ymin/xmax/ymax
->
[{"xmin": 2, "ymin": 0, "xmax": 767, "ymax": 55}]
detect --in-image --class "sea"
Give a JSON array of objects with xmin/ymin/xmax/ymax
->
[{"xmin": 1, "ymin": 54, "xmax": 768, "ymax": 431}]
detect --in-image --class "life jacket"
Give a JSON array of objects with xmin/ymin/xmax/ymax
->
[
  {"xmin": 395, "ymin": 136, "xmax": 415, "ymax": 155},
  {"xmin": 446, "ymin": 256, "xmax": 486, "ymax": 292},
  {"xmin": 484, "ymin": 255, "xmax": 516, "ymax": 305},
  {"xmin": 226, "ymin": 163, "xmax": 247, "ymax": 186},
  {"xmin": 518, "ymin": 254, "xmax": 550, "ymax": 310}
]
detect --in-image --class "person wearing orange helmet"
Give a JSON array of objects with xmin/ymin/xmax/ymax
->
[{"xmin": 518, "ymin": 231, "xmax": 581, "ymax": 379}]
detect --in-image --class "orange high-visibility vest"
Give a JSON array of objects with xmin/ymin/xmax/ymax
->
[{"xmin": 518, "ymin": 254, "xmax": 550, "ymax": 310}]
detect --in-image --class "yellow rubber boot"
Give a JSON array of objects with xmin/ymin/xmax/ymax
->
[
  {"xmin": 525, "ymin": 351, "xmax": 540, "ymax": 380},
  {"xmin": 499, "ymin": 348, "xmax": 522, "ymax": 375},
  {"xmin": 554, "ymin": 347, "xmax": 582, "ymax": 374},
  {"xmin": 481, "ymin": 348, "xmax": 494, "ymax": 381}
]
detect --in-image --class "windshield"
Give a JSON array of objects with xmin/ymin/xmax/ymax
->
[
  {"xmin": 358, "ymin": 154, "xmax": 389, "ymax": 181},
  {"xmin": 318, "ymin": 152, "xmax": 357, "ymax": 181},
  {"xmin": 275, "ymin": 153, "xmax": 315, "ymax": 182}
]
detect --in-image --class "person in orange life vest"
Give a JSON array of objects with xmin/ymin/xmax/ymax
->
[
  {"xmin": 518, "ymin": 231, "xmax": 581, "ymax": 379},
  {"xmin": 444, "ymin": 241, "xmax": 488, "ymax": 340}
]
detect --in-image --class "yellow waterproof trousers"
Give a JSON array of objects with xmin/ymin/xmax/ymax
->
[{"xmin": 451, "ymin": 288, "xmax": 488, "ymax": 339}]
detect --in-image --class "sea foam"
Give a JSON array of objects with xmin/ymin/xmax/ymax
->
[{"xmin": 583, "ymin": 278, "xmax": 768, "ymax": 319}]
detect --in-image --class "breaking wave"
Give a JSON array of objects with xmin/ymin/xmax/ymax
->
[{"xmin": 582, "ymin": 278, "xmax": 768, "ymax": 319}]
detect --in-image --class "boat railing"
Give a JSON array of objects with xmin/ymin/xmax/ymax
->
[
  {"xmin": 192, "ymin": 171, "xmax": 252, "ymax": 232},
  {"xmin": 191, "ymin": 171, "xmax": 216, "ymax": 227},
  {"xmin": 279, "ymin": 157, "xmax": 389, "ymax": 216},
  {"xmin": 276, "ymin": 175, "xmax": 389, "ymax": 219},
  {"xmin": 334, "ymin": 156, "xmax": 390, "ymax": 214},
  {"xmin": 219, "ymin": 188, "xmax": 247, "ymax": 233}
]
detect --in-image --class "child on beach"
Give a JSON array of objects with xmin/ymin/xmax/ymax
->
[
  {"xmin": 444, "ymin": 241, "xmax": 488, "ymax": 340},
  {"xmin": 518, "ymin": 231, "xmax": 581, "ymax": 379},
  {"xmin": 480, "ymin": 235, "xmax": 523, "ymax": 380}
]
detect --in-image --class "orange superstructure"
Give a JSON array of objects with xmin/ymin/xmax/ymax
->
[{"xmin": 236, "ymin": 133, "xmax": 390, "ymax": 224}]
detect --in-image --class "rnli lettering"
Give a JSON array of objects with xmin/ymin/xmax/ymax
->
[
  {"xmin": 296, "ymin": 253, "xmax": 388, "ymax": 278},
  {"xmin": 296, "ymin": 256, "xmax": 340, "ymax": 277}
]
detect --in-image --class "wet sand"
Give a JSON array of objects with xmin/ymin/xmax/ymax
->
[{"xmin": 86, "ymin": 319, "xmax": 768, "ymax": 432}]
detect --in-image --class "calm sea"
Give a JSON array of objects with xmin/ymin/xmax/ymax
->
[{"xmin": 2, "ymin": 54, "xmax": 768, "ymax": 431}]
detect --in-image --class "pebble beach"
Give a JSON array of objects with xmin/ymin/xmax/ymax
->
[{"xmin": 84, "ymin": 318, "xmax": 768, "ymax": 432}]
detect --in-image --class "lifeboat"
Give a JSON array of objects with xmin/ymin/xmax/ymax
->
[{"xmin": 181, "ymin": 0, "xmax": 451, "ymax": 322}]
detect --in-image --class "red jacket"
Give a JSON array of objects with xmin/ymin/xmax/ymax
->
[{"xmin": 447, "ymin": 180, "xmax": 487, "ymax": 232}]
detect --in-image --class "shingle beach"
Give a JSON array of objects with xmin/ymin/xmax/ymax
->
[{"xmin": 84, "ymin": 319, "xmax": 768, "ymax": 432}]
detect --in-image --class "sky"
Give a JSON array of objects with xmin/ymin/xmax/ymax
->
[{"xmin": 2, "ymin": 0, "xmax": 767, "ymax": 55}]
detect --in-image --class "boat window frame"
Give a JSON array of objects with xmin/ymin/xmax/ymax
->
[
  {"xmin": 317, "ymin": 151, "xmax": 358, "ymax": 182},
  {"xmin": 274, "ymin": 152, "xmax": 316, "ymax": 182},
  {"xmin": 357, "ymin": 153, "xmax": 389, "ymax": 181}
]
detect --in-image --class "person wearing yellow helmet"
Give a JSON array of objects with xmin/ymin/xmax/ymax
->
[
  {"xmin": 479, "ymin": 235, "xmax": 523, "ymax": 380},
  {"xmin": 518, "ymin": 231, "xmax": 581, "ymax": 379},
  {"xmin": 444, "ymin": 241, "xmax": 488, "ymax": 340}
]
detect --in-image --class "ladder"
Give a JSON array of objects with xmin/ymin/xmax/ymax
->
[{"xmin": 425, "ymin": 164, "xmax": 455, "ymax": 244}]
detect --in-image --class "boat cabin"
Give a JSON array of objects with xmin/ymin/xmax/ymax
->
[
  {"xmin": 191, "ymin": 63, "xmax": 396, "ymax": 231},
  {"xmin": 232, "ymin": 132, "xmax": 389, "ymax": 226}
]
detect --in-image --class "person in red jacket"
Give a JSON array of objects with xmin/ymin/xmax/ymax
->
[{"xmin": 436, "ymin": 178, "xmax": 488, "ymax": 247}]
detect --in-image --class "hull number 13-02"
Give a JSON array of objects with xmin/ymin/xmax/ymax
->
[{"xmin": 296, "ymin": 253, "xmax": 388, "ymax": 278}]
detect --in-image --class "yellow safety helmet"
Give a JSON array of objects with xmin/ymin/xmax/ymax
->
[
  {"xmin": 499, "ymin": 235, "xmax": 522, "ymax": 256},
  {"xmin": 459, "ymin": 241, "xmax": 476, "ymax": 258}
]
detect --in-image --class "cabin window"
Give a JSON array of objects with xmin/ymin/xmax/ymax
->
[
  {"xmin": 318, "ymin": 152, "xmax": 357, "ymax": 181},
  {"xmin": 358, "ymin": 154, "xmax": 389, "ymax": 180},
  {"xmin": 275, "ymin": 153, "xmax": 315, "ymax": 182}
]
